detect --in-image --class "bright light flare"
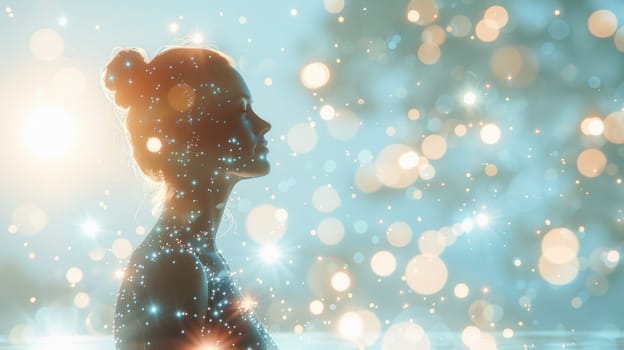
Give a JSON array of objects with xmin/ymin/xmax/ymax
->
[
  {"xmin": 81, "ymin": 219, "xmax": 100, "ymax": 237},
  {"xmin": 475, "ymin": 213, "xmax": 490, "ymax": 228},
  {"xmin": 463, "ymin": 91, "xmax": 477, "ymax": 105},
  {"xmin": 259, "ymin": 244, "xmax": 281, "ymax": 263},
  {"xmin": 23, "ymin": 106, "xmax": 76, "ymax": 157}
]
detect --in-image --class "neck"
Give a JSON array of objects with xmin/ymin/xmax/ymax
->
[{"xmin": 153, "ymin": 177, "xmax": 237, "ymax": 253}]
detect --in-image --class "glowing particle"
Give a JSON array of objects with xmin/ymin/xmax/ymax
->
[
  {"xmin": 475, "ymin": 19, "xmax": 500, "ymax": 42},
  {"xmin": 502, "ymin": 328, "xmax": 514, "ymax": 339},
  {"xmin": 287, "ymin": 123, "xmax": 317, "ymax": 153},
  {"xmin": 484, "ymin": 164, "xmax": 498, "ymax": 176},
  {"xmin": 326, "ymin": 109, "xmax": 360, "ymax": 140},
  {"xmin": 407, "ymin": 10, "xmax": 420, "ymax": 23},
  {"xmin": 246, "ymin": 204, "xmax": 288, "ymax": 243},
  {"xmin": 264, "ymin": 77, "xmax": 272, "ymax": 86},
  {"xmin": 370, "ymin": 250, "xmax": 397, "ymax": 276},
  {"xmin": 238, "ymin": 16, "xmax": 247, "ymax": 24},
  {"xmin": 484, "ymin": 5, "xmax": 509, "ymax": 29},
  {"xmin": 421, "ymin": 134, "xmax": 447, "ymax": 160},
  {"xmin": 331, "ymin": 271, "xmax": 351, "ymax": 292},
  {"xmin": 538, "ymin": 256, "xmax": 579, "ymax": 285},
  {"xmin": 603, "ymin": 111, "xmax": 624, "ymax": 144},
  {"xmin": 146, "ymin": 137, "xmax": 162, "ymax": 153},
  {"xmin": 66, "ymin": 267, "xmax": 83, "ymax": 284},
  {"xmin": 112, "ymin": 238, "xmax": 133, "ymax": 259},
  {"xmin": 588, "ymin": 10, "xmax": 617, "ymax": 38},
  {"xmin": 405, "ymin": 254, "xmax": 448, "ymax": 295},
  {"xmin": 480, "ymin": 123, "xmax": 501, "ymax": 144},
  {"xmin": 475, "ymin": 213, "xmax": 489, "ymax": 228},
  {"xmin": 339, "ymin": 312, "xmax": 363, "ymax": 341},
  {"xmin": 576, "ymin": 148, "xmax": 607, "ymax": 178},
  {"xmin": 57, "ymin": 16, "xmax": 68, "ymax": 27},
  {"xmin": 398, "ymin": 151, "xmax": 420, "ymax": 169},
  {"xmin": 615, "ymin": 27, "xmax": 624, "ymax": 52},
  {"xmin": 375, "ymin": 144, "xmax": 420, "ymax": 188},
  {"xmin": 74, "ymin": 292, "xmax": 90, "ymax": 308},
  {"xmin": 324, "ymin": 0, "xmax": 345, "ymax": 14},
  {"xmin": 387, "ymin": 221, "xmax": 413, "ymax": 247},
  {"xmin": 310, "ymin": 300, "xmax": 324, "ymax": 315},
  {"xmin": 169, "ymin": 22, "xmax": 179, "ymax": 33},
  {"xmin": 454, "ymin": 124, "xmax": 467, "ymax": 137},
  {"xmin": 541, "ymin": 227, "xmax": 579, "ymax": 264},
  {"xmin": 30, "ymin": 28, "xmax": 64, "ymax": 61},
  {"xmin": 462, "ymin": 326, "xmax": 481, "ymax": 348},
  {"xmin": 81, "ymin": 219, "xmax": 100, "ymax": 237},
  {"xmin": 463, "ymin": 91, "xmax": 477, "ymax": 105},
  {"xmin": 417, "ymin": 42, "xmax": 441, "ymax": 64},
  {"xmin": 11, "ymin": 204, "xmax": 47, "ymax": 235},
  {"xmin": 418, "ymin": 230, "xmax": 446, "ymax": 255},
  {"xmin": 312, "ymin": 185, "xmax": 341, "ymax": 213},
  {"xmin": 317, "ymin": 217, "xmax": 345, "ymax": 245},
  {"xmin": 300, "ymin": 62, "xmax": 331, "ymax": 89},
  {"xmin": 407, "ymin": 108, "xmax": 420, "ymax": 120},
  {"xmin": 454, "ymin": 283, "xmax": 469, "ymax": 298},
  {"xmin": 259, "ymin": 244, "xmax": 281, "ymax": 263},
  {"xmin": 354, "ymin": 164, "xmax": 383, "ymax": 193},
  {"xmin": 319, "ymin": 105, "xmax": 336, "ymax": 120},
  {"xmin": 191, "ymin": 32, "xmax": 204, "ymax": 44}
]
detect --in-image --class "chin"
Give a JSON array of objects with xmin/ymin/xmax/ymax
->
[{"xmin": 232, "ymin": 162, "xmax": 271, "ymax": 179}]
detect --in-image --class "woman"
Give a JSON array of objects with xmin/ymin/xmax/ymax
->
[{"xmin": 103, "ymin": 47, "xmax": 278, "ymax": 350}]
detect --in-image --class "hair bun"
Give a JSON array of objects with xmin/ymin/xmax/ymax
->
[{"xmin": 103, "ymin": 48, "xmax": 148, "ymax": 109}]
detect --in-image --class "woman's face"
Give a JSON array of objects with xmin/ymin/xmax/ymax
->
[{"xmin": 192, "ymin": 66, "xmax": 271, "ymax": 180}]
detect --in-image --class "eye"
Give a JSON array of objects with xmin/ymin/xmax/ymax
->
[{"xmin": 241, "ymin": 99, "xmax": 250, "ymax": 113}]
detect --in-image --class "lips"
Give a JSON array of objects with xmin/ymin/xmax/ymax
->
[{"xmin": 256, "ymin": 140, "xmax": 269, "ymax": 153}]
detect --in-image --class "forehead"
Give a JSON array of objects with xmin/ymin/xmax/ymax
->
[{"xmin": 202, "ymin": 66, "xmax": 250, "ymax": 101}]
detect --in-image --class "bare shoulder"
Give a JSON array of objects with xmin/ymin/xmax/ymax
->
[
  {"xmin": 134, "ymin": 246, "xmax": 209, "ymax": 316},
  {"xmin": 115, "ymin": 246, "xmax": 209, "ymax": 349}
]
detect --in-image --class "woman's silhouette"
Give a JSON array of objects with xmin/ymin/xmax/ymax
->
[{"xmin": 103, "ymin": 47, "xmax": 278, "ymax": 349}]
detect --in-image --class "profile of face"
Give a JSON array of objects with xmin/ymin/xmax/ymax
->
[{"xmin": 103, "ymin": 47, "xmax": 271, "ymax": 189}]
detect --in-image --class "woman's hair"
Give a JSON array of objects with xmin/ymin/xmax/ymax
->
[{"xmin": 102, "ymin": 47, "xmax": 234, "ymax": 183}]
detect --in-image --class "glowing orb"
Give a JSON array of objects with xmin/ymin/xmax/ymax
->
[
  {"xmin": 260, "ymin": 244, "xmax": 281, "ymax": 263},
  {"xmin": 480, "ymin": 123, "xmax": 501, "ymax": 144},
  {"xmin": 300, "ymin": 62, "xmax": 331, "ymax": 89},
  {"xmin": 317, "ymin": 217, "xmax": 345, "ymax": 245},
  {"xmin": 370, "ymin": 250, "xmax": 397, "ymax": 276},
  {"xmin": 338, "ymin": 312, "xmax": 363, "ymax": 341},
  {"xmin": 405, "ymin": 254, "xmax": 448, "ymax": 295},
  {"xmin": 463, "ymin": 92, "xmax": 477, "ymax": 105},
  {"xmin": 309, "ymin": 300, "xmax": 324, "ymax": 315},
  {"xmin": 81, "ymin": 219, "xmax": 100, "ymax": 237},
  {"xmin": 23, "ymin": 106, "xmax": 76, "ymax": 157},
  {"xmin": 588, "ymin": 10, "xmax": 617, "ymax": 38},
  {"xmin": 146, "ymin": 137, "xmax": 162, "ymax": 153},
  {"xmin": 331, "ymin": 271, "xmax": 351, "ymax": 292},
  {"xmin": 30, "ymin": 28, "xmax": 64, "ymax": 61},
  {"xmin": 287, "ymin": 123, "xmax": 317, "ymax": 153}
]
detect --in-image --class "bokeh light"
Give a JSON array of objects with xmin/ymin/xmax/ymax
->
[
  {"xmin": 23, "ymin": 106, "xmax": 76, "ymax": 157},
  {"xmin": 300, "ymin": 62, "xmax": 331, "ymax": 89},
  {"xmin": 30, "ymin": 28, "xmax": 64, "ymax": 61},
  {"xmin": 405, "ymin": 254, "xmax": 448, "ymax": 295}
]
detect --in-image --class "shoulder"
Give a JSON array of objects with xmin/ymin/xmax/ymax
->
[{"xmin": 125, "ymin": 246, "xmax": 209, "ymax": 317}]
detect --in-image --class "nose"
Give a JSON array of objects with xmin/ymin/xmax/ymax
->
[{"xmin": 252, "ymin": 111, "xmax": 271, "ymax": 135}]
